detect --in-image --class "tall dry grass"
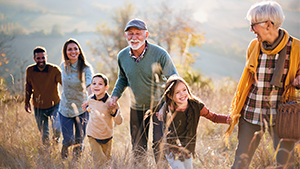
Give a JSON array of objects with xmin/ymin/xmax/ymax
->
[{"xmin": 0, "ymin": 78, "xmax": 299, "ymax": 169}]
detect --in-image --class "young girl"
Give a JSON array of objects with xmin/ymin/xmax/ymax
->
[
  {"xmin": 83, "ymin": 73, "xmax": 123, "ymax": 168},
  {"xmin": 157, "ymin": 75, "xmax": 230, "ymax": 169}
]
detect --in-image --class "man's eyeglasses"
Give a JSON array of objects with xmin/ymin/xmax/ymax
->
[{"xmin": 250, "ymin": 21, "xmax": 273, "ymax": 30}]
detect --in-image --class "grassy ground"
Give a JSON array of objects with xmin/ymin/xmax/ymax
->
[{"xmin": 0, "ymin": 79, "xmax": 299, "ymax": 169}]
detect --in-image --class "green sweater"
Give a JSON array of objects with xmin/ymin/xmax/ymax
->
[{"xmin": 112, "ymin": 42, "xmax": 178, "ymax": 110}]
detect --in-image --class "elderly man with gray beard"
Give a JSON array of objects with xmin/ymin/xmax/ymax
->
[{"xmin": 107, "ymin": 18, "xmax": 178, "ymax": 164}]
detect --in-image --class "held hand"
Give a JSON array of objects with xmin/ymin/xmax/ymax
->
[
  {"xmin": 25, "ymin": 104, "xmax": 32, "ymax": 113},
  {"xmin": 226, "ymin": 114, "xmax": 231, "ymax": 124},
  {"xmin": 82, "ymin": 101, "xmax": 88, "ymax": 111},
  {"xmin": 108, "ymin": 96, "xmax": 118, "ymax": 110},
  {"xmin": 292, "ymin": 75, "xmax": 300, "ymax": 87},
  {"xmin": 156, "ymin": 108, "xmax": 164, "ymax": 121}
]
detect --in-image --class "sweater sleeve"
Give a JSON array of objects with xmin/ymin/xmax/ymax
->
[
  {"xmin": 200, "ymin": 106, "xmax": 227, "ymax": 124},
  {"xmin": 84, "ymin": 65, "xmax": 93, "ymax": 87},
  {"xmin": 159, "ymin": 51, "xmax": 178, "ymax": 78},
  {"xmin": 25, "ymin": 67, "xmax": 32, "ymax": 105},
  {"xmin": 112, "ymin": 56, "xmax": 129, "ymax": 98},
  {"xmin": 113, "ymin": 109, "xmax": 123, "ymax": 125},
  {"xmin": 55, "ymin": 66, "xmax": 62, "ymax": 85}
]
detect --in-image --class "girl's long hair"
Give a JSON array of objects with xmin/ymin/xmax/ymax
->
[
  {"xmin": 164, "ymin": 75, "xmax": 195, "ymax": 110},
  {"xmin": 62, "ymin": 38, "xmax": 88, "ymax": 81}
]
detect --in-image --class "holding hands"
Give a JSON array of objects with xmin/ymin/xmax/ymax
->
[
  {"xmin": 82, "ymin": 101, "xmax": 89, "ymax": 112},
  {"xmin": 156, "ymin": 109, "xmax": 231, "ymax": 124},
  {"xmin": 107, "ymin": 96, "xmax": 118, "ymax": 110},
  {"xmin": 226, "ymin": 114, "xmax": 231, "ymax": 124},
  {"xmin": 156, "ymin": 108, "xmax": 164, "ymax": 121},
  {"xmin": 82, "ymin": 96, "xmax": 119, "ymax": 114}
]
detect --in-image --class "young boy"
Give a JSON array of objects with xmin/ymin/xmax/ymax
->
[{"xmin": 83, "ymin": 73, "xmax": 123, "ymax": 167}]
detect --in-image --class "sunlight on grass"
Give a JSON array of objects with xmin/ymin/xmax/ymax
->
[{"xmin": 0, "ymin": 79, "xmax": 299, "ymax": 168}]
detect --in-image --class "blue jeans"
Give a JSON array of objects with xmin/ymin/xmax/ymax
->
[
  {"xmin": 59, "ymin": 111, "xmax": 89, "ymax": 147},
  {"xmin": 34, "ymin": 103, "xmax": 61, "ymax": 145}
]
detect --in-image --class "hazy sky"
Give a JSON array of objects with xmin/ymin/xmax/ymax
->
[
  {"xmin": 1, "ymin": 0, "xmax": 299, "ymax": 36},
  {"xmin": 0, "ymin": 0, "xmax": 299, "ymax": 80}
]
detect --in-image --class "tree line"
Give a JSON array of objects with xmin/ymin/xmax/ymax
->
[{"xmin": 0, "ymin": 2, "xmax": 213, "ymax": 98}]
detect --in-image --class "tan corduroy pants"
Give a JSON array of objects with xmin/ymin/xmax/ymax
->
[{"xmin": 88, "ymin": 137, "xmax": 112, "ymax": 168}]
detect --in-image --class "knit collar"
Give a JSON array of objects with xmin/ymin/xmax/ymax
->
[
  {"xmin": 91, "ymin": 93, "xmax": 108, "ymax": 102},
  {"xmin": 33, "ymin": 64, "xmax": 49, "ymax": 72}
]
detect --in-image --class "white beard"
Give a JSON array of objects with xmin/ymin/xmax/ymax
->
[{"xmin": 127, "ymin": 39, "xmax": 145, "ymax": 50}]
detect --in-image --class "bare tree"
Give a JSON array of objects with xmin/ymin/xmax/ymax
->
[
  {"xmin": 0, "ymin": 13, "xmax": 14, "ymax": 72},
  {"xmin": 0, "ymin": 13, "xmax": 29, "ymax": 95},
  {"xmin": 89, "ymin": 1, "xmax": 206, "ymax": 86},
  {"xmin": 88, "ymin": 3, "xmax": 136, "ymax": 82},
  {"xmin": 148, "ymin": 1, "xmax": 205, "ymax": 72}
]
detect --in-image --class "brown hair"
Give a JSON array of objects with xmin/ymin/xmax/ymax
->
[
  {"xmin": 33, "ymin": 46, "xmax": 46, "ymax": 57},
  {"xmin": 62, "ymin": 38, "xmax": 88, "ymax": 81},
  {"xmin": 164, "ymin": 75, "xmax": 194, "ymax": 110},
  {"xmin": 92, "ymin": 73, "xmax": 109, "ymax": 86}
]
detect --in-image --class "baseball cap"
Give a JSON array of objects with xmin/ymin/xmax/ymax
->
[{"xmin": 124, "ymin": 18, "xmax": 147, "ymax": 32}]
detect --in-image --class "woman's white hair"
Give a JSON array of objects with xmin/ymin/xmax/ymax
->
[{"xmin": 246, "ymin": 1, "xmax": 285, "ymax": 29}]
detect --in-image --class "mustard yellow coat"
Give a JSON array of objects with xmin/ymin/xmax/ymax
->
[{"xmin": 226, "ymin": 29, "xmax": 300, "ymax": 138}]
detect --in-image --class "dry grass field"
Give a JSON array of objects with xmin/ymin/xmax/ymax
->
[{"xmin": 0, "ymin": 78, "xmax": 300, "ymax": 169}]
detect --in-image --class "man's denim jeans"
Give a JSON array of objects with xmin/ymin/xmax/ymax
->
[{"xmin": 34, "ymin": 103, "xmax": 61, "ymax": 145}]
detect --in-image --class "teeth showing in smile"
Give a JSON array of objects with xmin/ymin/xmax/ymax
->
[
  {"xmin": 130, "ymin": 40, "xmax": 140, "ymax": 43},
  {"xmin": 180, "ymin": 96, "xmax": 186, "ymax": 101}
]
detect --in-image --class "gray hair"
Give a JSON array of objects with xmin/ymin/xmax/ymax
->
[{"xmin": 246, "ymin": 1, "xmax": 285, "ymax": 29}]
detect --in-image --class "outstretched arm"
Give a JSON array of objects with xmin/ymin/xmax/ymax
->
[{"xmin": 201, "ymin": 106, "xmax": 231, "ymax": 124}]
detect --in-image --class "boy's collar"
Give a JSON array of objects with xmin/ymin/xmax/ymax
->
[{"xmin": 91, "ymin": 93, "xmax": 108, "ymax": 102}]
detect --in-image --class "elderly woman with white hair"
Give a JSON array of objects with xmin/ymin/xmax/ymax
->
[{"xmin": 226, "ymin": 1, "xmax": 300, "ymax": 168}]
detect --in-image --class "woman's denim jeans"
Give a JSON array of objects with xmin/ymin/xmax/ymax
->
[{"xmin": 59, "ymin": 111, "xmax": 89, "ymax": 147}]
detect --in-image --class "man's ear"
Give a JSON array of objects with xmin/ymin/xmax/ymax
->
[{"xmin": 105, "ymin": 85, "xmax": 109, "ymax": 91}]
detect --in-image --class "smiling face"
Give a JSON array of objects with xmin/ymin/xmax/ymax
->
[
  {"xmin": 125, "ymin": 27, "xmax": 148, "ymax": 51},
  {"xmin": 34, "ymin": 52, "xmax": 47, "ymax": 69},
  {"xmin": 91, "ymin": 77, "xmax": 108, "ymax": 99},
  {"xmin": 170, "ymin": 81, "xmax": 189, "ymax": 107},
  {"xmin": 66, "ymin": 42, "xmax": 80, "ymax": 64}
]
